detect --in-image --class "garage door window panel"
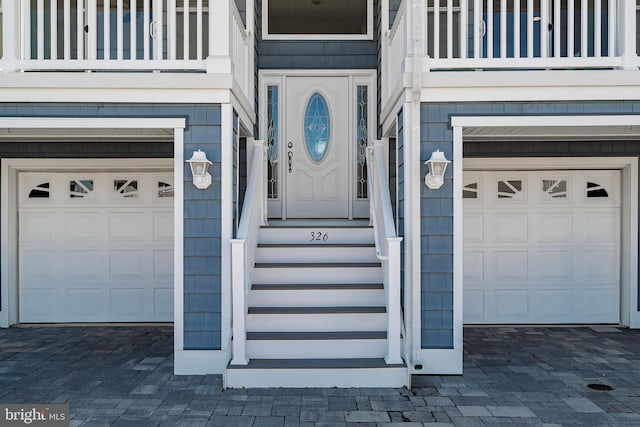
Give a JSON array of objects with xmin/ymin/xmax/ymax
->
[
  {"xmin": 542, "ymin": 179, "xmax": 568, "ymax": 199},
  {"xmin": 156, "ymin": 180, "xmax": 174, "ymax": 199},
  {"xmin": 69, "ymin": 179, "xmax": 95, "ymax": 199},
  {"xmin": 113, "ymin": 179, "xmax": 139, "ymax": 199},
  {"xmin": 28, "ymin": 182, "xmax": 51, "ymax": 199},
  {"xmin": 497, "ymin": 178, "xmax": 525, "ymax": 201}
]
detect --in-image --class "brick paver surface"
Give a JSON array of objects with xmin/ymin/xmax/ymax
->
[{"xmin": 1, "ymin": 325, "xmax": 639, "ymax": 426}]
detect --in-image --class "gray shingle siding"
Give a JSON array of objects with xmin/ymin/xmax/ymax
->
[
  {"xmin": 0, "ymin": 103, "xmax": 223, "ymax": 350},
  {"xmin": 420, "ymin": 101, "xmax": 640, "ymax": 349}
]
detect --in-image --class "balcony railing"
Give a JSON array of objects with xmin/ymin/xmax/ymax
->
[
  {"xmin": 0, "ymin": 0, "xmax": 254, "ymax": 100},
  {"xmin": 382, "ymin": 0, "xmax": 639, "ymax": 104}
]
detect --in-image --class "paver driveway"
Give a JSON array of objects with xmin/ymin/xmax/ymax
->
[{"xmin": 1, "ymin": 325, "xmax": 639, "ymax": 426}]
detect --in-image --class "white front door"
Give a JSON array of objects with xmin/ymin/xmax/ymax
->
[{"xmin": 285, "ymin": 76, "xmax": 350, "ymax": 218}]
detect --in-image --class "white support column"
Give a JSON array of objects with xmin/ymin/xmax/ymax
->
[
  {"xmin": 221, "ymin": 103, "xmax": 234, "ymax": 354},
  {"xmin": 619, "ymin": 0, "xmax": 638, "ymax": 69},
  {"xmin": 385, "ymin": 237, "xmax": 404, "ymax": 365},
  {"xmin": 1, "ymin": 0, "xmax": 17, "ymax": 71},
  {"xmin": 173, "ymin": 126, "xmax": 185, "ymax": 353},
  {"xmin": 207, "ymin": 0, "xmax": 232, "ymax": 73},
  {"xmin": 230, "ymin": 239, "xmax": 248, "ymax": 365}
]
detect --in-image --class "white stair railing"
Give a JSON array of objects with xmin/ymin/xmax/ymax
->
[
  {"xmin": 366, "ymin": 140, "xmax": 403, "ymax": 365},
  {"xmin": 230, "ymin": 139, "xmax": 267, "ymax": 365}
]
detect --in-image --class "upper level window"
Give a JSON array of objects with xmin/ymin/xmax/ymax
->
[{"xmin": 264, "ymin": 0, "xmax": 372, "ymax": 40}]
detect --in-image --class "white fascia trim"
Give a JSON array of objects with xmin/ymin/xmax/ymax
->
[
  {"xmin": 260, "ymin": 70, "xmax": 377, "ymax": 78},
  {"xmin": 452, "ymin": 115, "xmax": 640, "ymax": 128},
  {"xmin": 420, "ymin": 70, "xmax": 640, "ymax": 103},
  {"xmin": 221, "ymin": 104, "xmax": 234, "ymax": 352},
  {"xmin": 174, "ymin": 350, "xmax": 229, "ymax": 375},
  {"xmin": 0, "ymin": 117, "xmax": 186, "ymax": 129},
  {"xmin": 412, "ymin": 349, "xmax": 463, "ymax": 375},
  {"xmin": 174, "ymin": 128, "xmax": 185, "ymax": 351},
  {"xmin": 230, "ymin": 91, "xmax": 256, "ymax": 132}
]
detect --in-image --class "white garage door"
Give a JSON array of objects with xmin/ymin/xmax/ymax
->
[
  {"xmin": 19, "ymin": 172, "xmax": 174, "ymax": 323},
  {"xmin": 463, "ymin": 170, "xmax": 620, "ymax": 324}
]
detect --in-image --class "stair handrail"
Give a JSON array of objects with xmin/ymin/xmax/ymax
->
[
  {"xmin": 366, "ymin": 140, "xmax": 403, "ymax": 365},
  {"xmin": 230, "ymin": 139, "xmax": 267, "ymax": 365}
]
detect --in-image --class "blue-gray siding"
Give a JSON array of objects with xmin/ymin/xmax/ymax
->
[
  {"xmin": 420, "ymin": 101, "xmax": 640, "ymax": 349},
  {"xmin": 0, "ymin": 103, "xmax": 223, "ymax": 351}
]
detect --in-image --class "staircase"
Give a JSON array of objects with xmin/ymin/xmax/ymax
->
[{"xmin": 225, "ymin": 220, "xmax": 407, "ymax": 388}]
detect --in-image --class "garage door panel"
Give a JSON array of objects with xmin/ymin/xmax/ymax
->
[
  {"xmin": 109, "ymin": 250, "xmax": 145, "ymax": 280},
  {"xmin": 21, "ymin": 289, "xmax": 59, "ymax": 320},
  {"xmin": 21, "ymin": 212, "xmax": 57, "ymax": 242},
  {"xmin": 109, "ymin": 212, "xmax": 146, "ymax": 241},
  {"xmin": 19, "ymin": 171, "xmax": 174, "ymax": 323},
  {"xmin": 64, "ymin": 250, "xmax": 102, "ymax": 280},
  {"xmin": 155, "ymin": 288, "xmax": 174, "ymax": 316},
  {"xmin": 538, "ymin": 213, "xmax": 573, "ymax": 242},
  {"xmin": 64, "ymin": 213, "xmax": 102, "ymax": 241},
  {"xmin": 463, "ymin": 290, "xmax": 484, "ymax": 322},
  {"xmin": 584, "ymin": 289, "xmax": 619, "ymax": 322},
  {"xmin": 493, "ymin": 213, "xmax": 528, "ymax": 242},
  {"xmin": 154, "ymin": 250, "xmax": 174, "ymax": 279},
  {"xmin": 494, "ymin": 290, "xmax": 529, "ymax": 321},
  {"xmin": 583, "ymin": 212, "xmax": 619, "ymax": 242},
  {"xmin": 538, "ymin": 250, "xmax": 573, "ymax": 280},
  {"xmin": 154, "ymin": 212, "xmax": 174, "ymax": 241},
  {"xmin": 110, "ymin": 288, "xmax": 145, "ymax": 316},
  {"xmin": 464, "ymin": 169, "xmax": 620, "ymax": 325},
  {"xmin": 463, "ymin": 251, "xmax": 484, "ymax": 281},
  {"xmin": 582, "ymin": 250, "xmax": 619, "ymax": 280},
  {"xmin": 66, "ymin": 288, "xmax": 105, "ymax": 316},
  {"xmin": 21, "ymin": 250, "xmax": 57, "ymax": 281},
  {"xmin": 534, "ymin": 289, "xmax": 575, "ymax": 320},
  {"xmin": 494, "ymin": 251, "xmax": 528, "ymax": 281}
]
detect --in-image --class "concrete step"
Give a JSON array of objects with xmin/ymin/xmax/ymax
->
[
  {"xmin": 249, "ymin": 284, "xmax": 385, "ymax": 307},
  {"xmin": 252, "ymin": 263, "xmax": 382, "ymax": 284},
  {"xmin": 225, "ymin": 358, "xmax": 407, "ymax": 388},
  {"xmin": 246, "ymin": 306, "xmax": 387, "ymax": 332},
  {"xmin": 255, "ymin": 243, "xmax": 377, "ymax": 263},
  {"xmin": 245, "ymin": 331, "xmax": 387, "ymax": 359},
  {"xmin": 258, "ymin": 226, "xmax": 374, "ymax": 245}
]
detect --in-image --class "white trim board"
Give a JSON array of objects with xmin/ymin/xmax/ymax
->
[{"xmin": 175, "ymin": 350, "xmax": 230, "ymax": 375}]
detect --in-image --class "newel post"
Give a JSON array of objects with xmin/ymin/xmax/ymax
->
[
  {"xmin": 385, "ymin": 236, "xmax": 404, "ymax": 365},
  {"xmin": 230, "ymin": 239, "xmax": 248, "ymax": 365}
]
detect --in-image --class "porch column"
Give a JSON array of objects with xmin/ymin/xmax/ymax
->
[
  {"xmin": 619, "ymin": 0, "xmax": 638, "ymax": 70},
  {"xmin": 207, "ymin": 0, "xmax": 232, "ymax": 73}
]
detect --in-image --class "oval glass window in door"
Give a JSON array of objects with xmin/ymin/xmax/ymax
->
[{"xmin": 304, "ymin": 93, "xmax": 331, "ymax": 162}]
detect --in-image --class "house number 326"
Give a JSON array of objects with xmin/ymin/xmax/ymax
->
[{"xmin": 310, "ymin": 232, "xmax": 329, "ymax": 241}]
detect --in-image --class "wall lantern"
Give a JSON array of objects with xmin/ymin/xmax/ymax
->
[
  {"xmin": 424, "ymin": 149, "xmax": 450, "ymax": 190},
  {"xmin": 186, "ymin": 149, "xmax": 212, "ymax": 189}
]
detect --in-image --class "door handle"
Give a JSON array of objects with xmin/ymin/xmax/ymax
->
[{"xmin": 287, "ymin": 151, "xmax": 293, "ymax": 173}]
